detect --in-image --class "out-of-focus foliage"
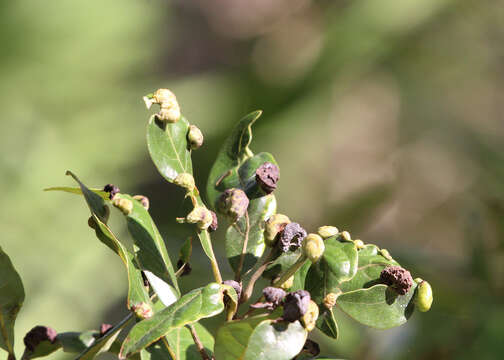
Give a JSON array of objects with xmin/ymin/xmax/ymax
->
[{"xmin": 1, "ymin": 0, "xmax": 504, "ymax": 358}]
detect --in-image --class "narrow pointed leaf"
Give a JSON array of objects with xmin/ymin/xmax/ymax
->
[
  {"xmin": 44, "ymin": 186, "xmax": 109, "ymax": 200},
  {"xmin": 206, "ymin": 110, "xmax": 262, "ymax": 209},
  {"xmin": 91, "ymin": 215, "xmax": 151, "ymax": 308},
  {"xmin": 226, "ymin": 194, "xmax": 276, "ymax": 275},
  {"xmin": 147, "ymin": 115, "xmax": 193, "ymax": 182},
  {"xmin": 338, "ymin": 244, "xmax": 399, "ymax": 293},
  {"xmin": 121, "ymin": 283, "xmax": 225, "ymax": 358},
  {"xmin": 306, "ymin": 238, "xmax": 358, "ymax": 304},
  {"xmin": 336, "ymin": 283, "xmax": 417, "ymax": 329},
  {"xmin": 0, "ymin": 246, "xmax": 25, "ymax": 358},
  {"xmin": 66, "ymin": 171, "xmax": 109, "ymax": 223},
  {"xmin": 316, "ymin": 308, "xmax": 339, "ymax": 339},
  {"xmin": 114, "ymin": 193, "xmax": 179, "ymax": 296},
  {"xmin": 77, "ymin": 314, "xmax": 133, "ymax": 359}
]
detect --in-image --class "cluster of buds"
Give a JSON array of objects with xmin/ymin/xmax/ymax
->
[
  {"xmin": 143, "ymin": 89, "xmax": 181, "ymax": 123},
  {"xmin": 218, "ymin": 188, "xmax": 249, "ymax": 222},
  {"xmin": 380, "ymin": 265, "xmax": 414, "ymax": 295}
]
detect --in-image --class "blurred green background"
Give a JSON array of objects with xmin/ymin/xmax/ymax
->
[{"xmin": 2, "ymin": 0, "xmax": 504, "ymax": 359}]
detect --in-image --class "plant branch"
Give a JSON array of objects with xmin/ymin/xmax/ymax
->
[
  {"xmin": 235, "ymin": 211, "xmax": 250, "ymax": 282},
  {"xmin": 188, "ymin": 324, "xmax": 212, "ymax": 360},
  {"xmin": 272, "ymin": 255, "xmax": 308, "ymax": 288},
  {"xmin": 161, "ymin": 336, "xmax": 177, "ymax": 359},
  {"xmin": 241, "ymin": 248, "xmax": 275, "ymax": 304}
]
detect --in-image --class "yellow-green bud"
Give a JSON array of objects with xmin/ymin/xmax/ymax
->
[
  {"xmin": 264, "ymin": 214, "xmax": 290, "ymax": 246},
  {"xmin": 301, "ymin": 300, "xmax": 319, "ymax": 332},
  {"xmin": 302, "ymin": 234, "xmax": 325, "ymax": 263},
  {"xmin": 218, "ymin": 188, "xmax": 249, "ymax": 222},
  {"xmin": 380, "ymin": 248, "xmax": 393, "ymax": 261},
  {"xmin": 187, "ymin": 125, "xmax": 204, "ymax": 150},
  {"xmin": 143, "ymin": 88, "xmax": 181, "ymax": 123},
  {"xmin": 323, "ymin": 292, "xmax": 339, "ymax": 309},
  {"xmin": 112, "ymin": 198, "xmax": 133, "ymax": 215},
  {"xmin": 354, "ymin": 239, "xmax": 365, "ymax": 249},
  {"xmin": 279, "ymin": 275, "xmax": 294, "ymax": 290},
  {"xmin": 131, "ymin": 302, "xmax": 153, "ymax": 319},
  {"xmin": 317, "ymin": 226, "xmax": 339, "ymax": 239},
  {"xmin": 133, "ymin": 195, "xmax": 150, "ymax": 210},
  {"xmin": 340, "ymin": 231, "xmax": 352, "ymax": 241},
  {"xmin": 174, "ymin": 173, "xmax": 195, "ymax": 192},
  {"xmin": 186, "ymin": 206, "xmax": 213, "ymax": 230},
  {"xmin": 414, "ymin": 279, "xmax": 433, "ymax": 312}
]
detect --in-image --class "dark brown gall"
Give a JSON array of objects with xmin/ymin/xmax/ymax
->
[
  {"xmin": 103, "ymin": 184, "xmax": 120, "ymax": 200},
  {"xmin": 380, "ymin": 265, "xmax": 414, "ymax": 295},
  {"xmin": 255, "ymin": 162, "xmax": 279, "ymax": 194},
  {"xmin": 24, "ymin": 326, "xmax": 58, "ymax": 351},
  {"xmin": 278, "ymin": 223, "xmax": 307, "ymax": 252},
  {"xmin": 282, "ymin": 290, "xmax": 311, "ymax": 322}
]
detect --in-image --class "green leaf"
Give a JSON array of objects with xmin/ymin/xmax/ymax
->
[
  {"xmin": 120, "ymin": 283, "xmax": 225, "ymax": 358},
  {"xmin": 58, "ymin": 331, "xmax": 98, "ymax": 353},
  {"xmin": 306, "ymin": 238, "xmax": 358, "ymax": 304},
  {"xmin": 290, "ymin": 260, "xmax": 311, "ymax": 292},
  {"xmin": 76, "ymin": 314, "xmax": 133, "ymax": 359},
  {"xmin": 165, "ymin": 323, "xmax": 214, "ymax": 360},
  {"xmin": 114, "ymin": 193, "xmax": 179, "ymax": 297},
  {"xmin": 206, "ymin": 110, "xmax": 262, "ymax": 209},
  {"xmin": 214, "ymin": 317, "xmax": 307, "ymax": 360},
  {"xmin": 226, "ymin": 194, "xmax": 276, "ymax": 275},
  {"xmin": 43, "ymin": 186, "xmax": 109, "ymax": 200},
  {"xmin": 179, "ymin": 237, "xmax": 192, "ymax": 264},
  {"xmin": 338, "ymin": 244, "xmax": 399, "ymax": 293},
  {"xmin": 21, "ymin": 340, "xmax": 61, "ymax": 359},
  {"xmin": 66, "ymin": 171, "xmax": 109, "ymax": 223},
  {"xmin": 316, "ymin": 308, "xmax": 339, "ymax": 339},
  {"xmin": 0, "ymin": 246, "xmax": 25, "ymax": 358},
  {"xmin": 147, "ymin": 115, "xmax": 193, "ymax": 183},
  {"xmin": 91, "ymin": 215, "xmax": 151, "ymax": 309},
  {"xmin": 336, "ymin": 283, "xmax": 417, "ymax": 329},
  {"xmin": 263, "ymin": 248, "xmax": 302, "ymax": 280}
]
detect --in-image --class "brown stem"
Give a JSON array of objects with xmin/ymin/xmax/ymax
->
[
  {"xmin": 241, "ymin": 249, "xmax": 275, "ymax": 304},
  {"xmin": 188, "ymin": 324, "xmax": 211, "ymax": 360},
  {"xmin": 234, "ymin": 211, "xmax": 250, "ymax": 282},
  {"xmin": 161, "ymin": 337, "xmax": 177, "ymax": 359}
]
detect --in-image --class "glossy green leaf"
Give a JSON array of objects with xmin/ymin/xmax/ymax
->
[
  {"xmin": 114, "ymin": 193, "xmax": 179, "ymax": 297},
  {"xmin": 226, "ymin": 194, "xmax": 276, "ymax": 275},
  {"xmin": 338, "ymin": 244, "xmax": 399, "ymax": 293},
  {"xmin": 263, "ymin": 248, "xmax": 302, "ymax": 280},
  {"xmin": 214, "ymin": 316, "xmax": 306, "ymax": 360},
  {"xmin": 58, "ymin": 331, "xmax": 98, "ymax": 353},
  {"xmin": 147, "ymin": 114, "xmax": 192, "ymax": 183},
  {"xmin": 166, "ymin": 323, "xmax": 214, "ymax": 360},
  {"xmin": 66, "ymin": 171, "xmax": 109, "ymax": 223},
  {"xmin": 336, "ymin": 283, "xmax": 417, "ymax": 329},
  {"xmin": 120, "ymin": 283, "xmax": 225, "ymax": 358},
  {"xmin": 306, "ymin": 238, "xmax": 358, "ymax": 304},
  {"xmin": 44, "ymin": 186, "xmax": 109, "ymax": 200},
  {"xmin": 316, "ymin": 308, "xmax": 339, "ymax": 339},
  {"xmin": 206, "ymin": 110, "xmax": 262, "ymax": 208},
  {"xmin": 290, "ymin": 260, "xmax": 311, "ymax": 292},
  {"xmin": 77, "ymin": 314, "xmax": 133, "ymax": 359},
  {"xmin": 0, "ymin": 246, "xmax": 25, "ymax": 358},
  {"xmin": 91, "ymin": 215, "xmax": 151, "ymax": 308}
]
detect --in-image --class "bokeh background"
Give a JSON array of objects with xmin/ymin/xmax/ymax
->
[{"xmin": 2, "ymin": 0, "xmax": 503, "ymax": 359}]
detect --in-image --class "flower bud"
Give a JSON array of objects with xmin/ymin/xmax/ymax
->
[
  {"xmin": 302, "ymin": 233, "xmax": 325, "ymax": 263},
  {"xmin": 208, "ymin": 210, "xmax": 218, "ymax": 232},
  {"xmin": 354, "ymin": 239, "xmax": 365, "ymax": 249},
  {"xmin": 24, "ymin": 326, "xmax": 58, "ymax": 352},
  {"xmin": 187, "ymin": 125, "xmax": 204, "ymax": 150},
  {"xmin": 264, "ymin": 214, "xmax": 290, "ymax": 247},
  {"xmin": 131, "ymin": 302, "xmax": 153, "ymax": 319},
  {"xmin": 174, "ymin": 173, "xmax": 195, "ymax": 192},
  {"xmin": 380, "ymin": 248, "xmax": 393, "ymax": 261},
  {"xmin": 340, "ymin": 231, "xmax": 352, "ymax": 241},
  {"xmin": 278, "ymin": 222, "xmax": 307, "ymax": 252},
  {"xmin": 323, "ymin": 292, "xmax": 339, "ymax": 309},
  {"xmin": 186, "ymin": 206, "xmax": 213, "ymax": 230},
  {"xmin": 255, "ymin": 162, "xmax": 279, "ymax": 194},
  {"xmin": 279, "ymin": 275, "xmax": 294, "ymax": 290},
  {"xmin": 218, "ymin": 188, "xmax": 249, "ymax": 222},
  {"xmin": 301, "ymin": 300, "xmax": 319, "ymax": 331},
  {"xmin": 133, "ymin": 195, "xmax": 150, "ymax": 210},
  {"xmin": 317, "ymin": 225, "xmax": 339, "ymax": 239},
  {"xmin": 144, "ymin": 89, "xmax": 181, "ymax": 123},
  {"xmin": 380, "ymin": 266, "xmax": 414, "ymax": 295},
  {"xmin": 103, "ymin": 184, "xmax": 120, "ymax": 200},
  {"xmin": 112, "ymin": 198, "xmax": 133, "ymax": 215},
  {"xmin": 283, "ymin": 290, "xmax": 311, "ymax": 322},
  {"xmin": 414, "ymin": 279, "xmax": 433, "ymax": 312},
  {"xmin": 263, "ymin": 287, "xmax": 286, "ymax": 307}
]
